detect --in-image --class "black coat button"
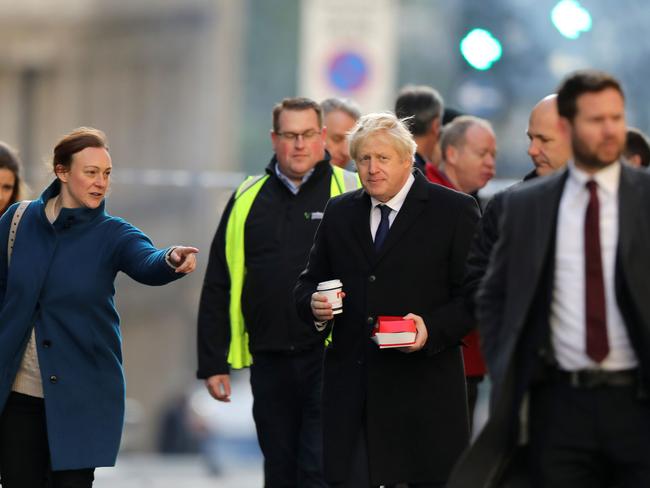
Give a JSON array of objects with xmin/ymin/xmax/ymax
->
[
  {"xmin": 368, "ymin": 275, "xmax": 376, "ymax": 283},
  {"xmin": 49, "ymin": 375, "xmax": 58, "ymax": 384},
  {"xmin": 366, "ymin": 316, "xmax": 374, "ymax": 325},
  {"xmin": 42, "ymin": 340, "xmax": 51, "ymax": 348}
]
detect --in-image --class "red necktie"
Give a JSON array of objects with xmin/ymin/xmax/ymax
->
[{"xmin": 584, "ymin": 180, "xmax": 609, "ymax": 363}]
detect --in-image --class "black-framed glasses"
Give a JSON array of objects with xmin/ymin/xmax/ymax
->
[{"xmin": 276, "ymin": 130, "xmax": 322, "ymax": 142}]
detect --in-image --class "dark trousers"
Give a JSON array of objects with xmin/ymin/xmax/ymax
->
[
  {"xmin": 0, "ymin": 392, "xmax": 95, "ymax": 488},
  {"xmin": 250, "ymin": 347, "xmax": 327, "ymax": 488},
  {"xmin": 528, "ymin": 381, "xmax": 650, "ymax": 488}
]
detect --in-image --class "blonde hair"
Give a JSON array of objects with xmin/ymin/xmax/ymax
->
[{"xmin": 349, "ymin": 112, "xmax": 417, "ymax": 163}]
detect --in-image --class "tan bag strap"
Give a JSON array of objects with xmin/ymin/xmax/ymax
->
[{"xmin": 8, "ymin": 200, "xmax": 31, "ymax": 265}]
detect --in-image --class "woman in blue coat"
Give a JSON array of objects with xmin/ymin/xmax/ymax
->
[{"xmin": 0, "ymin": 127, "xmax": 198, "ymax": 488}]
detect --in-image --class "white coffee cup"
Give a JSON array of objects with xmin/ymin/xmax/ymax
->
[{"xmin": 317, "ymin": 279, "xmax": 343, "ymax": 315}]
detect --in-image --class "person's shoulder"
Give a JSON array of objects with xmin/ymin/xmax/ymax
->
[
  {"xmin": 328, "ymin": 187, "xmax": 365, "ymax": 208},
  {"xmin": 506, "ymin": 168, "xmax": 567, "ymax": 202},
  {"xmin": 99, "ymin": 214, "xmax": 141, "ymax": 235},
  {"xmin": 623, "ymin": 162, "xmax": 650, "ymax": 183},
  {"xmin": 424, "ymin": 178, "xmax": 475, "ymax": 207}
]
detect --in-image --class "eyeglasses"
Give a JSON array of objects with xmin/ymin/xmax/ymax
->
[{"xmin": 276, "ymin": 130, "xmax": 322, "ymax": 142}]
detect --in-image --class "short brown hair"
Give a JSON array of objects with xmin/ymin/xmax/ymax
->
[
  {"xmin": 0, "ymin": 142, "xmax": 22, "ymax": 207},
  {"xmin": 557, "ymin": 70, "xmax": 624, "ymax": 122},
  {"xmin": 272, "ymin": 97, "xmax": 322, "ymax": 133},
  {"xmin": 395, "ymin": 85, "xmax": 444, "ymax": 136},
  {"xmin": 53, "ymin": 127, "xmax": 108, "ymax": 172},
  {"xmin": 625, "ymin": 127, "xmax": 650, "ymax": 168}
]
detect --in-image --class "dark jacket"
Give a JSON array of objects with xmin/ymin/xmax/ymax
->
[
  {"xmin": 413, "ymin": 152, "xmax": 427, "ymax": 174},
  {"xmin": 464, "ymin": 169, "xmax": 538, "ymax": 318},
  {"xmin": 0, "ymin": 179, "xmax": 182, "ymax": 470},
  {"xmin": 197, "ymin": 157, "xmax": 333, "ymax": 377},
  {"xmin": 294, "ymin": 172, "xmax": 480, "ymax": 485}
]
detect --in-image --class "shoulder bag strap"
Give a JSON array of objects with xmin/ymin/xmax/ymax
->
[{"xmin": 7, "ymin": 200, "xmax": 31, "ymax": 265}]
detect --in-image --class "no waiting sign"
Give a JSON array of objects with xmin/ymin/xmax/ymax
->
[{"xmin": 298, "ymin": 0, "xmax": 397, "ymax": 112}]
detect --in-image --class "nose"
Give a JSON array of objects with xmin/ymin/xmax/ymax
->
[
  {"xmin": 95, "ymin": 174, "xmax": 108, "ymax": 188},
  {"xmin": 294, "ymin": 135, "xmax": 306, "ymax": 148},
  {"xmin": 528, "ymin": 140, "xmax": 539, "ymax": 157},
  {"xmin": 367, "ymin": 157, "xmax": 380, "ymax": 173},
  {"xmin": 602, "ymin": 119, "xmax": 620, "ymax": 137},
  {"xmin": 341, "ymin": 145, "xmax": 350, "ymax": 162},
  {"xmin": 485, "ymin": 154, "xmax": 496, "ymax": 172}
]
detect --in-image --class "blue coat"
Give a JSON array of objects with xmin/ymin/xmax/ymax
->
[{"xmin": 0, "ymin": 179, "xmax": 184, "ymax": 470}]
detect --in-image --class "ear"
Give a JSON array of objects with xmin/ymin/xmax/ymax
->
[
  {"xmin": 559, "ymin": 117, "xmax": 572, "ymax": 138},
  {"xmin": 320, "ymin": 126, "xmax": 327, "ymax": 143},
  {"xmin": 270, "ymin": 129, "xmax": 279, "ymax": 152},
  {"xmin": 431, "ymin": 118, "xmax": 441, "ymax": 139},
  {"xmin": 445, "ymin": 145, "xmax": 459, "ymax": 167},
  {"xmin": 54, "ymin": 164, "xmax": 69, "ymax": 183}
]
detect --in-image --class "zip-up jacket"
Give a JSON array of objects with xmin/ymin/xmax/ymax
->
[{"xmin": 197, "ymin": 157, "xmax": 359, "ymax": 376}]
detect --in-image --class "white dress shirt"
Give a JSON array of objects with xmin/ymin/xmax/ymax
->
[
  {"xmin": 550, "ymin": 161, "xmax": 637, "ymax": 371},
  {"xmin": 369, "ymin": 174, "xmax": 415, "ymax": 240}
]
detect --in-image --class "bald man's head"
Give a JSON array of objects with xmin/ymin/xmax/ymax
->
[{"xmin": 526, "ymin": 94, "xmax": 572, "ymax": 176}]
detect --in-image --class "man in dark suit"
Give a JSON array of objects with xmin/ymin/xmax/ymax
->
[
  {"xmin": 295, "ymin": 112, "xmax": 479, "ymax": 487},
  {"xmin": 450, "ymin": 70, "xmax": 650, "ymax": 488}
]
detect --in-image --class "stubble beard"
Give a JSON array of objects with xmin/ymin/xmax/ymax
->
[{"xmin": 572, "ymin": 133, "xmax": 623, "ymax": 171}]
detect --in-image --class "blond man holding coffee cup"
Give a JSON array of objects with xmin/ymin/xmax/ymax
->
[{"xmin": 295, "ymin": 112, "xmax": 479, "ymax": 488}]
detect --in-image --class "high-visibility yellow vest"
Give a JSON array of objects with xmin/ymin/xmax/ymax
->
[{"xmin": 224, "ymin": 165, "xmax": 360, "ymax": 368}]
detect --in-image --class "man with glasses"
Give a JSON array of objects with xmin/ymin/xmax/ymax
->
[{"xmin": 197, "ymin": 97, "xmax": 358, "ymax": 487}]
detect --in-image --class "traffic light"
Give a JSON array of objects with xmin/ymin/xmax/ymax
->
[
  {"xmin": 551, "ymin": 0, "xmax": 592, "ymax": 39},
  {"xmin": 460, "ymin": 28, "xmax": 503, "ymax": 71}
]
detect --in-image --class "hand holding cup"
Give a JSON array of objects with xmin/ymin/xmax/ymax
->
[{"xmin": 311, "ymin": 279, "xmax": 345, "ymax": 321}]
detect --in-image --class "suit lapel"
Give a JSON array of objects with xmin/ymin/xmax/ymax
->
[
  {"xmin": 616, "ymin": 165, "xmax": 649, "ymax": 319},
  {"xmin": 374, "ymin": 173, "xmax": 428, "ymax": 265},
  {"xmin": 528, "ymin": 170, "xmax": 568, "ymax": 279},
  {"xmin": 507, "ymin": 170, "xmax": 567, "ymax": 339},
  {"xmin": 349, "ymin": 190, "xmax": 375, "ymax": 265},
  {"xmin": 617, "ymin": 164, "xmax": 640, "ymax": 268}
]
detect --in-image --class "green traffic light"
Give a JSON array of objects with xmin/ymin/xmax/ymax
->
[{"xmin": 460, "ymin": 28, "xmax": 503, "ymax": 71}]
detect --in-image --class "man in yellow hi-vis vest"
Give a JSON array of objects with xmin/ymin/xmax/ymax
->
[{"xmin": 197, "ymin": 97, "xmax": 359, "ymax": 487}]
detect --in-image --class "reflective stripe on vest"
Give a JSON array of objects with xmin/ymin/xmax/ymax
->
[{"xmin": 225, "ymin": 167, "xmax": 360, "ymax": 368}]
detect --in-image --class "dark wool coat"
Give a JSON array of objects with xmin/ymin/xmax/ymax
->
[{"xmin": 295, "ymin": 172, "xmax": 479, "ymax": 485}]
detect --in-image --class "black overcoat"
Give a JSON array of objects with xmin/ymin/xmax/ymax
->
[{"xmin": 295, "ymin": 172, "xmax": 480, "ymax": 485}]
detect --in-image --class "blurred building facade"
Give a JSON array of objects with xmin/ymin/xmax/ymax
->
[{"xmin": 0, "ymin": 0, "xmax": 245, "ymax": 451}]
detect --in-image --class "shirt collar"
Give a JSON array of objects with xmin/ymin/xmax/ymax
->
[
  {"xmin": 274, "ymin": 162, "xmax": 315, "ymax": 195},
  {"xmin": 568, "ymin": 159, "xmax": 620, "ymax": 196},
  {"xmin": 370, "ymin": 173, "xmax": 415, "ymax": 212}
]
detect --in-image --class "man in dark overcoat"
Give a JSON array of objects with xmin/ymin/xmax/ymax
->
[{"xmin": 295, "ymin": 112, "xmax": 479, "ymax": 487}]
